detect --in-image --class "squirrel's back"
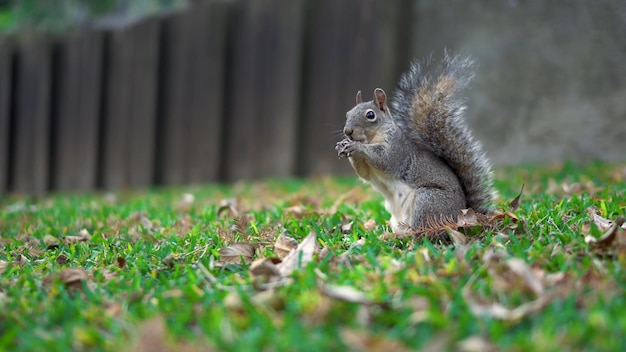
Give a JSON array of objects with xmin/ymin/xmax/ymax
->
[{"xmin": 391, "ymin": 52, "xmax": 494, "ymax": 213}]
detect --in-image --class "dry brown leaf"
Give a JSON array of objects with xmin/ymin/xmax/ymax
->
[
  {"xmin": 488, "ymin": 211, "xmax": 519, "ymax": 224},
  {"xmin": 44, "ymin": 268, "xmax": 91, "ymax": 292},
  {"xmin": 458, "ymin": 336, "xmax": 496, "ymax": 352},
  {"xmin": 340, "ymin": 328, "xmax": 410, "ymax": 352},
  {"xmin": 463, "ymin": 287, "xmax": 556, "ymax": 321},
  {"xmin": 585, "ymin": 216, "xmax": 625, "ymax": 247},
  {"xmin": 217, "ymin": 198, "xmax": 239, "ymax": 218},
  {"xmin": 320, "ymin": 284, "xmax": 374, "ymax": 305},
  {"xmin": 277, "ymin": 232, "xmax": 317, "ymax": 277},
  {"xmin": 274, "ymin": 233, "xmax": 299, "ymax": 260},
  {"xmin": 14, "ymin": 254, "xmax": 30, "ymax": 266},
  {"xmin": 0, "ymin": 260, "xmax": 7, "ymax": 274},
  {"xmin": 62, "ymin": 229, "xmax": 92, "ymax": 244},
  {"xmin": 506, "ymin": 258, "xmax": 544, "ymax": 295},
  {"xmin": 446, "ymin": 227, "xmax": 467, "ymax": 246},
  {"xmin": 43, "ymin": 234, "xmax": 60, "ymax": 249},
  {"xmin": 284, "ymin": 205, "xmax": 309, "ymax": 220},
  {"xmin": 55, "ymin": 254, "xmax": 69, "ymax": 265},
  {"xmin": 508, "ymin": 184, "xmax": 524, "ymax": 211},
  {"xmin": 363, "ymin": 219, "xmax": 377, "ymax": 231},
  {"xmin": 457, "ymin": 208, "xmax": 482, "ymax": 227},
  {"xmin": 250, "ymin": 257, "xmax": 281, "ymax": 280},
  {"xmin": 341, "ymin": 221, "xmax": 353, "ymax": 234},
  {"xmin": 218, "ymin": 243, "xmax": 255, "ymax": 264}
]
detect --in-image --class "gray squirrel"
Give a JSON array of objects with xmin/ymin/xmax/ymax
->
[{"xmin": 336, "ymin": 52, "xmax": 494, "ymax": 233}]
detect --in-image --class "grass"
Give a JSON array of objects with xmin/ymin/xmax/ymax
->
[{"xmin": 1, "ymin": 162, "xmax": 625, "ymax": 351}]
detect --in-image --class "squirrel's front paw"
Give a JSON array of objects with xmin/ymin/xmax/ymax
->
[{"xmin": 336, "ymin": 139, "xmax": 357, "ymax": 158}]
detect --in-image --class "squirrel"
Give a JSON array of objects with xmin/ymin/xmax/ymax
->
[{"xmin": 335, "ymin": 52, "xmax": 494, "ymax": 233}]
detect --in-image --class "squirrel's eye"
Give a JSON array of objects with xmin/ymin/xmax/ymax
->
[{"xmin": 365, "ymin": 110, "xmax": 376, "ymax": 122}]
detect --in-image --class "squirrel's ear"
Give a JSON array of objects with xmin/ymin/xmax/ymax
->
[
  {"xmin": 356, "ymin": 91, "xmax": 362, "ymax": 104},
  {"xmin": 373, "ymin": 88, "xmax": 387, "ymax": 112}
]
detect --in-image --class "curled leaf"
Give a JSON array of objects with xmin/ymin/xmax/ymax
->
[
  {"xmin": 274, "ymin": 233, "xmax": 299, "ymax": 260},
  {"xmin": 446, "ymin": 227, "xmax": 467, "ymax": 246},
  {"xmin": 508, "ymin": 184, "xmax": 524, "ymax": 211},
  {"xmin": 277, "ymin": 232, "xmax": 317, "ymax": 277},
  {"xmin": 218, "ymin": 243, "xmax": 255, "ymax": 264},
  {"xmin": 585, "ymin": 216, "xmax": 625, "ymax": 247}
]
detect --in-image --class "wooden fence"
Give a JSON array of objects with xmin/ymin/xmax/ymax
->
[{"xmin": 0, "ymin": 0, "xmax": 412, "ymax": 196}]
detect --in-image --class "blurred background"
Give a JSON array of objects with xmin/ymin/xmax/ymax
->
[{"xmin": 0, "ymin": 0, "xmax": 624, "ymax": 196}]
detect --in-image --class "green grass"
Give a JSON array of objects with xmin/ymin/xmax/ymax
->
[{"xmin": 1, "ymin": 162, "xmax": 625, "ymax": 351}]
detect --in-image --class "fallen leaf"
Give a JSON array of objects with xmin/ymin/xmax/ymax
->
[
  {"xmin": 116, "ymin": 256, "xmax": 127, "ymax": 269},
  {"xmin": 55, "ymin": 254, "xmax": 69, "ymax": 265},
  {"xmin": 585, "ymin": 216, "xmax": 625, "ymax": 247},
  {"xmin": 508, "ymin": 184, "xmax": 524, "ymax": 211},
  {"xmin": 250, "ymin": 257, "xmax": 281, "ymax": 280},
  {"xmin": 274, "ymin": 233, "xmax": 299, "ymax": 260},
  {"xmin": 14, "ymin": 254, "xmax": 30, "ymax": 266},
  {"xmin": 43, "ymin": 234, "xmax": 60, "ymax": 249},
  {"xmin": 341, "ymin": 221, "xmax": 353, "ymax": 234},
  {"xmin": 284, "ymin": 205, "xmax": 307, "ymax": 219},
  {"xmin": 363, "ymin": 219, "xmax": 377, "ymax": 231},
  {"xmin": 457, "ymin": 209, "xmax": 482, "ymax": 227},
  {"xmin": 0, "ymin": 260, "xmax": 7, "ymax": 274},
  {"xmin": 506, "ymin": 258, "xmax": 544, "ymax": 295},
  {"xmin": 277, "ymin": 232, "xmax": 317, "ymax": 277},
  {"xmin": 218, "ymin": 243, "xmax": 255, "ymax": 264},
  {"xmin": 446, "ymin": 227, "xmax": 467, "ymax": 246},
  {"xmin": 62, "ymin": 229, "xmax": 92, "ymax": 244},
  {"xmin": 458, "ymin": 336, "xmax": 496, "ymax": 352},
  {"xmin": 44, "ymin": 268, "xmax": 92, "ymax": 294},
  {"xmin": 340, "ymin": 328, "xmax": 410, "ymax": 352},
  {"xmin": 320, "ymin": 284, "xmax": 374, "ymax": 305},
  {"xmin": 218, "ymin": 198, "xmax": 239, "ymax": 218}
]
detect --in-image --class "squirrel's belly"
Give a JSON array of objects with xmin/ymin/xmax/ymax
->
[{"xmin": 369, "ymin": 172, "xmax": 415, "ymax": 231}]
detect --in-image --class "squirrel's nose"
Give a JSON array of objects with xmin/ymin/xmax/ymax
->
[{"xmin": 344, "ymin": 127, "xmax": 353, "ymax": 137}]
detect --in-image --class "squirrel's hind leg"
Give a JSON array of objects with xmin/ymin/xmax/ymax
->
[{"xmin": 410, "ymin": 187, "xmax": 465, "ymax": 230}]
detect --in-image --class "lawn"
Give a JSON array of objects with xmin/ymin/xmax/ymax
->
[{"xmin": 1, "ymin": 162, "xmax": 625, "ymax": 351}]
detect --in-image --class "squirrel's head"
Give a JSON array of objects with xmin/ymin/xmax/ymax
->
[{"xmin": 343, "ymin": 88, "xmax": 393, "ymax": 144}]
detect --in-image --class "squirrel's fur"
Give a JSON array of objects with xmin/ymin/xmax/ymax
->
[{"xmin": 336, "ymin": 52, "xmax": 494, "ymax": 232}]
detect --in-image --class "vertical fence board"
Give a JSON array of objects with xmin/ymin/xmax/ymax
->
[
  {"xmin": 0, "ymin": 38, "xmax": 11, "ymax": 194},
  {"xmin": 52, "ymin": 36, "xmax": 80, "ymax": 191},
  {"xmin": 224, "ymin": 0, "xmax": 304, "ymax": 181},
  {"xmin": 53, "ymin": 30, "xmax": 103, "ymax": 191},
  {"xmin": 223, "ymin": 0, "xmax": 259, "ymax": 181},
  {"xmin": 186, "ymin": 0, "xmax": 230, "ymax": 184},
  {"xmin": 12, "ymin": 36, "xmax": 52, "ymax": 195},
  {"xmin": 299, "ymin": 0, "xmax": 353, "ymax": 177},
  {"xmin": 76, "ymin": 30, "xmax": 104, "ymax": 191},
  {"xmin": 300, "ymin": 0, "xmax": 406, "ymax": 176},
  {"xmin": 127, "ymin": 18, "xmax": 160, "ymax": 188},
  {"xmin": 101, "ymin": 23, "xmax": 133, "ymax": 189},
  {"xmin": 255, "ymin": 0, "xmax": 304, "ymax": 178},
  {"xmin": 157, "ymin": 11, "xmax": 193, "ymax": 186}
]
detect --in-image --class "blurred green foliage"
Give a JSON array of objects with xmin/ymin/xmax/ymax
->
[{"xmin": 0, "ymin": 0, "xmax": 187, "ymax": 33}]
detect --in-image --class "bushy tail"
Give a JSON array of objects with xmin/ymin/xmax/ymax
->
[{"xmin": 391, "ymin": 51, "xmax": 494, "ymax": 213}]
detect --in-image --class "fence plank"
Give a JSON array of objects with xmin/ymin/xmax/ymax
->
[
  {"xmin": 127, "ymin": 17, "xmax": 160, "ymax": 188},
  {"xmin": 299, "ymin": 0, "xmax": 407, "ymax": 176},
  {"xmin": 101, "ymin": 23, "xmax": 133, "ymax": 189},
  {"xmin": 0, "ymin": 38, "xmax": 11, "ymax": 194},
  {"xmin": 100, "ymin": 17, "xmax": 160, "ymax": 189},
  {"xmin": 12, "ymin": 36, "xmax": 52, "ymax": 196},
  {"xmin": 53, "ymin": 30, "xmax": 103, "ymax": 192},
  {"xmin": 157, "ymin": 10, "xmax": 193, "ymax": 186},
  {"xmin": 186, "ymin": 0, "xmax": 230, "ymax": 184},
  {"xmin": 223, "ymin": 0, "xmax": 304, "ymax": 181}
]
